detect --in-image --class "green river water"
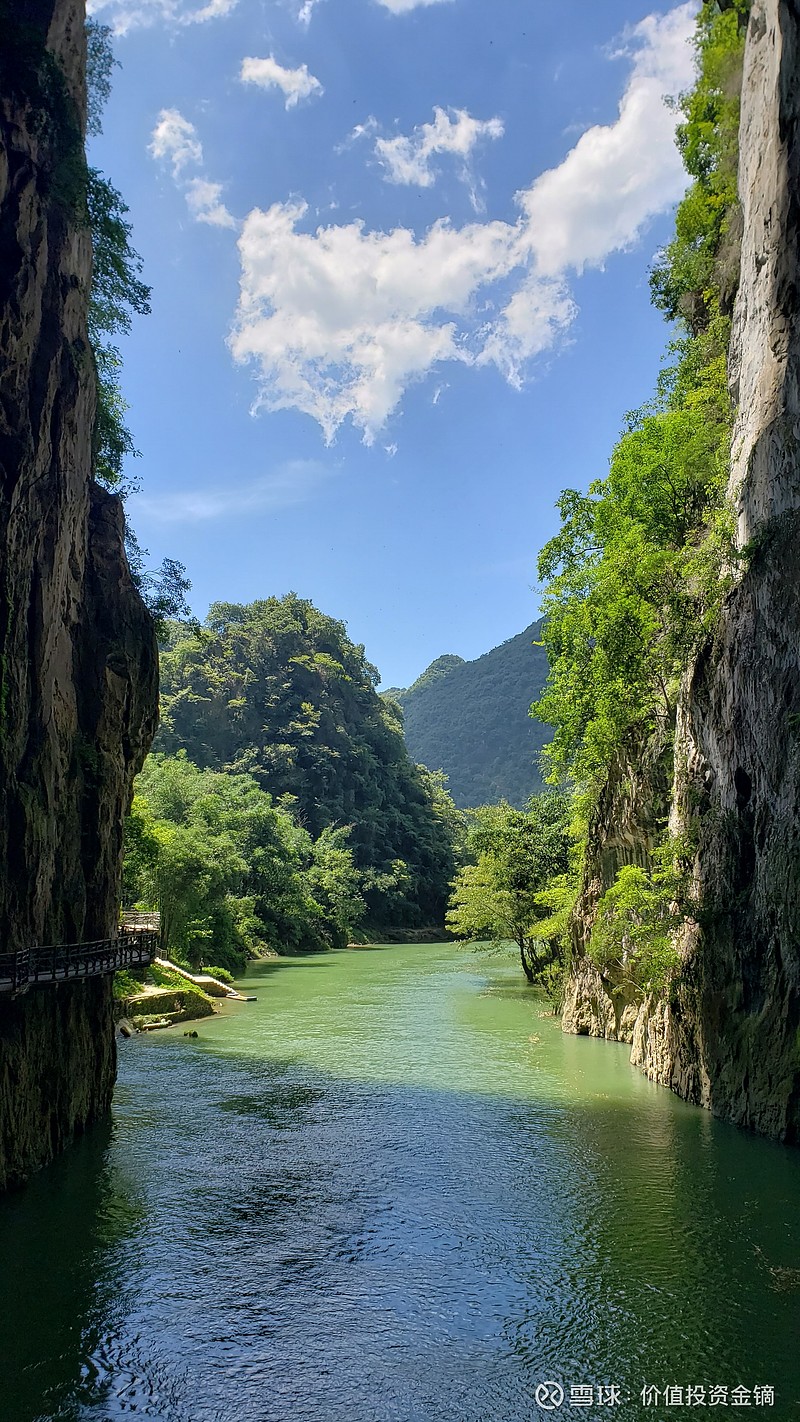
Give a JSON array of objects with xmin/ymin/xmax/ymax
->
[{"xmin": 0, "ymin": 942, "xmax": 798, "ymax": 1422}]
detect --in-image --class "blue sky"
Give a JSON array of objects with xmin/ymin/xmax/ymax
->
[{"xmin": 87, "ymin": 0, "xmax": 698, "ymax": 688}]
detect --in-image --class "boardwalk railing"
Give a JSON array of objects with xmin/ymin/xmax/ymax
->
[
  {"xmin": 0, "ymin": 931, "xmax": 158, "ymax": 996},
  {"xmin": 120, "ymin": 911, "xmax": 161, "ymax": 933}
]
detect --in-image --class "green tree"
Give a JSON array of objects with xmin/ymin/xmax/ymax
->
[
  {"xmin": 649, "ymin": 0, "xmax": 750, "ymax": 331},
  {"xmin": 305, "ymin": 826, "xmax": 365, "ymax": 950},
  {"xmin": 84, "ymin": 21, "xmax": 192, "ymax": 630},
  {"xmin": 447, "ymin": 793, "xmax": 571, "ymax": 984},
  {"xmin": 589, "ymin": 834, "xmax": 698, "ymax": 992},
  {"xmin": 535, "ymin": 386, "xmax": 733, "ymax": 791},
  {"xmin": 123, "ymin": 752, "xmax": 368, "ymax": 967},
  {"xmin": 123, "ymin": 788, "xmax": 247, "ymax": 967},
  {"xmin": 156, "ymin": 596, "xmax": 460, "ymax": 929},
  {"xmin": 531, "ymin": 1, "xmax": 748, "ymax": 991},
  {"xmin": 84, "ymin": 21, "xmax": 150, "ymax": 493},
  {"xmin": 535, "ymin": 1, "xmax": 747, "ymax": 794}
]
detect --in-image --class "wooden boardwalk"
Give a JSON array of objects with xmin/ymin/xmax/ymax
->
[{"xmin": 0, "ymin": 931, "xmax": 158, "ymax": 997}]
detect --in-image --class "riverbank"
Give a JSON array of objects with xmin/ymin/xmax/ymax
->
[
  {"xmin": 115, "ymin": 960, "xmax": 251, "ymax": 1032},
  {"xmin": 348, "ymin": 926, "xmax": 452, "ymax": 944}
]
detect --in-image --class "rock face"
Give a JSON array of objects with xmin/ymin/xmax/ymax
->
[
  {"xmin": 561, "ymin": 735, "xmax": 672, "ymax": 1044},
  {"xmin": 640, "ymin": 0, "xmax": 800, "ymax": 1138},
  {"xmin": 562, "ymin": 0, "xmax": 800, "ymax": 1140},
  {"xmin": 0, "ymin": 0, "xmax": 158, "ymax": 1188}
]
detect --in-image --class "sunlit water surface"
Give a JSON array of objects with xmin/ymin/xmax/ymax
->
[{"xmin": 1, "ymin": 944, "xmax": 798, "ymax": 1422}]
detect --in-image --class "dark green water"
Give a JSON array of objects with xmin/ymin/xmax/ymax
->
[{"xmin": 1, "ymin": 943, "xmax": 798, "ymax": 1422}]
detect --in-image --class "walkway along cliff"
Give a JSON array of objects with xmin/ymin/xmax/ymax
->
[
  {"xmin": 0, "ymin": 0, "xmax": 158, "ymax": 1189},
  {"xmin": 562, "ymin": 0, "xmax": 800, "ymax": 1141}
]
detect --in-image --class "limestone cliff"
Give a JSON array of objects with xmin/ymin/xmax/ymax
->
[
  {"xmin": 0, "ymin": 0, "xmax": 158, "ymax": 1188},
  {"xmin": 562, "ymin": 0, "xmax": 800, "ymax": 1141},
  {"xmin": 561, "ymin": 733, "xmax": 672, "ymax": 1043},
  {"xmin": 634, "ymin": 0, "xmax": 800, "ymax": 1137}
]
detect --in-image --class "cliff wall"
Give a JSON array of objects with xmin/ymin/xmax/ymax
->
[
  {"xmin": 635, "ymin": 0, "xmax": 800, "ymax": 1137},
  {"xmin": 562, "ymin": 0, "xmax": 800, "ymax": 1140},
  {"xmin": 0, "ymin": 0, "xmax": 158, "ymax": 1188},
  {"xmin": 561, "ymin": 733, "xmax": 672, "ymax": 1043}
]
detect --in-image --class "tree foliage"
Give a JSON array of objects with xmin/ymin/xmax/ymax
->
[
  {"xmin": 536, "ymin": 2, "xmax": 747, "ymax": 788},
  {"xmin": 531, "ymin": 2, "xmax": 748, "ymax": 989},
  {"xmin": 446, "ymin": 792, "xmax": 572, "ymax": 986},
  {"xmin": 535, "ymin": 369, "xmax": 733, "ymax": 789},
  {"xmin": 83, "ymin": 21, "xmax": 191, "ymax": 630},
  {"xmin": 155, "ymin": 596, "xmax": 462, "ymax": 928},
  {"xmin": 87, "ymin": 165, "xmax": 150, "ymax": 492},
  {"xmin": 650, "ymin": 0, "xmax": 750, "ymax": 331},
  {"xmin": 124, "ymin": 752, "xmax": 366, "ymax": 969},
  {"xmin": 588, "ymin": 833, "xmax": 700, "ymax": 992},
  {"xmin": 84, "ymin": 23, "xmax": 151, "ymax": 493}
]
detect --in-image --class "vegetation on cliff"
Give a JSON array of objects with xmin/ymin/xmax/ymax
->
[
  {"xmin": 385, "ymin": 624, "xmax": 550, "ymax": 808},
  {"xmin": 83, "ymin": 21, "xmax": 191, "ymax": 630},
  {"xmin": 532, "ymin": 0, "xmax": 750, "ymax": 991},
  {"xmin": 149, "ymin": 595, "xmax": 462, "ymax": 935},
  {"xmin": 85, "ymin": 24, "xmax": 150, "ymax": 494}
]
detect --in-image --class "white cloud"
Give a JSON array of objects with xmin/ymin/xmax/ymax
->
[
  {"xmin": 477, "ymin": 277, "xmax": 577, "ymax": 386},
  {"xmin": 231, "ymin": 3, "xmax": 697, "ymax": 443},
  {"xmin": 240, "ymin": 56, "xmax": 324, "ymax": 109},
  {"xmin": 150, "ymin": 110, "xmax": 237, "ymax": 230},
  {"xmin": 230, "ymin": 202, "xmax": 529, "ymax": 443},
  {"xmin": 342, "ymin": 116, "xmax": 379, "ymax": 150},
  {"xmin": 185, "ymin": 177, "xmax": 236, "ymax": 229},
  {"xmin": 376, "ymin": 0, "xmax": 453, "ymax": 12},
  {"xmin": 87, "ymin": 0, "xmax": 237, "ymax": 34},
  {"xmin": 149, "ymin": 109, "xmax": 203, "ymax": 176},
  {"xmin": 296, "ymin": 0, "xmax": 321, "ymax": 23},
  {"xmin": 375, "ymin": 108, "xmax": 504, "ymax": 198},
  {"xmin": 520, "ymin": 2, "xmax": 697, "ymax": 276},
  {"xmin": 89, "ymin": 0, "xmax": 453, "ymax": 32},
  {"xmin": 186, "ymin": 0, "xmax": 237, "ymax": 18},
  {"xmin": 134, "ymin": 460, "xmax": 332, "ymax": 521}
]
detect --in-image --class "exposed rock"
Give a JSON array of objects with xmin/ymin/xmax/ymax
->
[
  {"xmin": 124, "ymin": 986, "xmax": 216, "ymax": 1023},
  {"xmin": 562, "ymin": 0, "xmax": 800, "ymax": 1141},
  {"xmin": 561, "ymin": 958, "xmax": 618, "ymax": 1039},
  {"xmin": 633, "ymin": 0, "xmax": 800, "ymax": 1140},
  {"xmin": 562, "ymin": 733, "xmax": 672, "ymax": 1043},
  {"xmin": 0, "ymin": 0, "xmax": 158, "ymax": 1189}
]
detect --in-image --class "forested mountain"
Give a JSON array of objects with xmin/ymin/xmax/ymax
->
[
  {"xmin": 386, "ymin": 623, "xmax": 550, "ymax": 809},
  {"xmin": 155, "ymin": 596, "xmax": 459, "ymax": 927}
]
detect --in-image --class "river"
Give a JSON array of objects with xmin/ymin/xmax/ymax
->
[{"xmin": 0, "ymin": 943, "xmax": 798, "ymax": 1422}]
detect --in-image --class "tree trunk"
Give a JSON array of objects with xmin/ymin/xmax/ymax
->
[{"xmin": 518, "ymin": 932, "xmax": 535, "ymax": 983}]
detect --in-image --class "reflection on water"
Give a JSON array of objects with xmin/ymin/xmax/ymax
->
[{"xmin": 0, "ymin": 943, "xmax": 798, "ymax": 1422}]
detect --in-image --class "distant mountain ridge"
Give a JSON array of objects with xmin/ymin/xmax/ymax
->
[{"xmin": 385, "ymin": 622, "xmax": 551, "ymax": 808}]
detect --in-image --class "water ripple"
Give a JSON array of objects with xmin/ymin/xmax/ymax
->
[{"xmin": 0, "ymin": 944, "xmax": 798, "ymax": 1422}]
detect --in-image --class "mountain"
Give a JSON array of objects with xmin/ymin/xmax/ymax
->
[{"xmin": 386, "ymin": 623, "xmax": 551, "ymax": 808}]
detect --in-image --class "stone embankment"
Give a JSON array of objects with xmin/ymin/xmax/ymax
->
[{"xmin": 120, "ymin": 960, "xmax": 252, "ymax": 1032}]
